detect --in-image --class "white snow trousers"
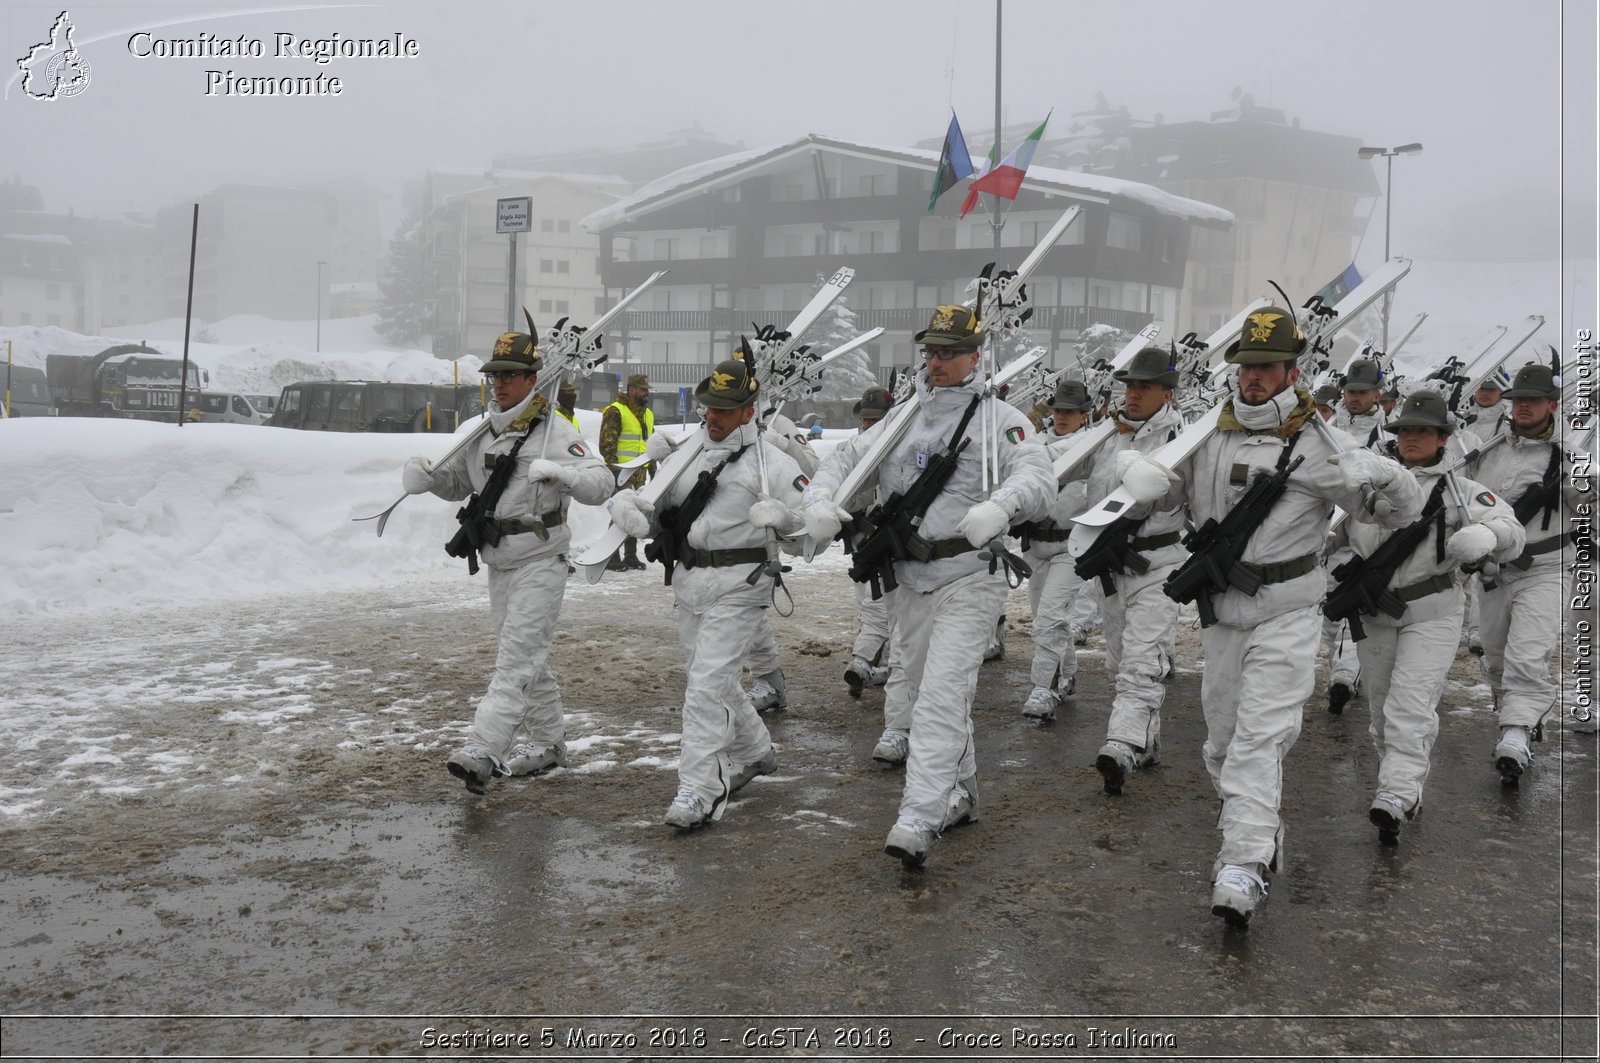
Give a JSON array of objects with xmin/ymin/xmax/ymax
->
[
  {"xmin": 1199, "ymin": 605, "xmax": 1321, "ymax": 870},
  {"xmin": 1355, "ymin": 606, "xmax": 1461, "ymax": 813},
  {"xmin": 747, "ymin": 612, "xmax": 779, "ymax": 677},
  {"xmin": 1480, "ymin": 565, "xmax": 1563, "ymax": 728},
  {"xmin": 852, "ymin": 581, "xmax": 893, "ymax": 664},
  {"xmin": 465, "ymin": 556, "xmax": 569, "ymax": 757},
  {"xmin": 678, "ymin": 592, "xmax": 774, "ymax": 818},
  {"xmin": 1102, "ymin": 563, "xmax": 1181, "ymax": 751},
  {"xmin": 890, "ymin": 568, "xmax": 1007, "ymax": 827},
  {"xmin": 1321, "ymin": 570, "xmax": 1361, "ymax": 689},
  {"xmin": 1027, "ymin": 554, "xmax": 1082, "ymax": 690}
]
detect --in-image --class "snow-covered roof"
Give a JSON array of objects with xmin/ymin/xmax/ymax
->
[
  {"xmin": 581, "ymin": 134, "xmax": 1234, "ymax": 232},
  {"xmin": 4, "ymin": 232, "xmax": 73, "ymax": 245}
]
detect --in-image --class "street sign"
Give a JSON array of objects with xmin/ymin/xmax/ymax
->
[{"xmin": 495, "ymin": 196, "xmax": 532, "ymax": 234}]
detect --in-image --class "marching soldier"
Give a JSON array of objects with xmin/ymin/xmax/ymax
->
[
  {"xmin": 844, "ymin": 387, "xmax": 897, "ymax": 698},
  {"xmin": 601, "ymin": 373, "xmax": 655, "ymax": 571},
  {"xmin": 1467, "ymin": 361, "xmax": 1593, "ymax": 785},
  {"xmin": 1314, "ymin": 383, "xmax": 1340, "ymax": 422},
  {"xmin": 803, "ymin": 305, "xmax": 1054, "ymax": 869},
  {"xmin": 607, "ymin": 359, "xmax": 805, "ymax": 828},
  {"xmin": 401, "ymin": 330, "xmax": 613, "ymax": 794},
  {"xmin": 1327, "ymin": 390, "xmax": 1523, "ymax": 842},
  {"xmin": 1117, "ymin": 306, "xmax": 1421, "ymax": 925},
  {"xmin": 1334, "ymin": 357, "xmax": 1388, "ymax": 448},
  {"xmin": 1017, "ymin": 378, "xmax": 1095, "ymax": 721},
  {"xmin": 1065, "ymin": 349, "xmax": 1188, "ymax": 789}
]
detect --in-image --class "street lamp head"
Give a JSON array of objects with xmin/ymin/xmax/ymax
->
[
  {"xmin": 1395, "ymin": 142, "xmax": 1423, "ymax": 155},
  {"xmin": 1358, "ymin": 146, "xmax": 1384, "ymax": 159}
]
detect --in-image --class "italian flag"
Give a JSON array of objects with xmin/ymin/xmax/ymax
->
[{"xmin": 960, "ymin": 114, "xmax": 1050, "ymax": 216}]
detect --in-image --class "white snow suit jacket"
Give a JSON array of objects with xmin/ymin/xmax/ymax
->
[
  {"xmin": 1333, "ymin": 406, "xmax": 1387, "ymax": 451},
  {"xmin": 1466, "ymin": 421, "xmax": 1594, "ymax": 577},
  {"xmin": 809, "ymin": 371, "xmax": 1055, "ymax": 595},
  {"xmin": 429, "ymin": 393, "xmax": 612, "ymax": 568},
  {"xmin": 655, "ymin": 420, "xmax": 806, "ymax": 615},
  {"xmin": 1334, "ymin": 459, "xmax": 1525, "ymax": 628},
  {"xmin": 1066, "ymin": 402, "xmax": 1190, "ymax": 572},
  {"xmin": 1156, "ymin": 392, "xmax": 1424, "ymax": 628},
  {"xmin": 1029, "ymin": 423, "xmax": 1095, "ymax": 562}
]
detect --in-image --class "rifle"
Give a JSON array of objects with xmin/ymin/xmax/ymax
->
[
  {"xmin": 1074, "ymin": 515, "xmax": 1152, "ymax": 596},
  {"xmin": 644, "ymin": 448, "xmax": 747, "ymax": 586},
  {"xmin": 848, "ymin": 435, "xmax": 974, "ymax": 600},
  {"xmin": 1163, "ymin": 454, "xmax": 1305, "ymax": 627},
  {"xmin": 1323, "ymin": 482, "xmax": 1446, "ymax": 641},
  {"xmin": 443, "ymin": 431, "xmax": 532, "ymax": 575}
]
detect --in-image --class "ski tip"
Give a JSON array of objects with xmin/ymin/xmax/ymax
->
[{"xmin": 582, "ymin": 561, "xmax": 608, "ymax": 585}]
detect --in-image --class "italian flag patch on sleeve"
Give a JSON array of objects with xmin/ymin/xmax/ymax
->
[{"xmin": 1005, "ymin": 426, "xmax": 1026, "ymax": 444}]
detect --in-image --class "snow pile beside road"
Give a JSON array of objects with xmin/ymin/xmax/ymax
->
[{"xmin": 0, "ymin": 418, "xmax": 612, "ymax": 617}]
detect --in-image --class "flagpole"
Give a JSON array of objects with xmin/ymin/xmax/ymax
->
[{"xmin": 992, "ymin": 0, "xmax": 1003, "ymax": 258}]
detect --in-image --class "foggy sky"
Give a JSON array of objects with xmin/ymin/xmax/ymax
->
[{"xmin": 5, "ymin": 0, "xmax": 1596, "ymax": 257}]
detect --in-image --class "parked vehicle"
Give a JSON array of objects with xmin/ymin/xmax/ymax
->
[
  {"xmin": 45, "ymin": 343, "xmax": 207, "ymax": 421},
  {"xmin": 3, "ymin": 365, "xmax": 54, "ymax": 417},
  {"xmin": 193, "ymin": 391, "xmax": 270, "ymax": 425},
  {"xmin": 266, "ymin": 381, "xmax": 484, "ymax": 433}
]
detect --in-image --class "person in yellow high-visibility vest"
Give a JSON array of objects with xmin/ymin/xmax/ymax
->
[
  {"xmin": 600, "ymin": 373, "xmax": 655, "ymax": 570},
  {"xmin": 556, "ymin": 379, "xmax": 580, "ymax": 431}
]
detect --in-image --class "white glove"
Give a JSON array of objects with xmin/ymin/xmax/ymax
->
[
  {"xmin": 1114, "ymin": 449, "xmax": 1142, "ymax": 479},
  {"xmin": 802, "ymin": 488, "xmax": 853, "ymax": 543},
  {"xmin": 1122, "ymin": 456, "xmax": 1174, "ymax": 504},
  {"xmin": 957, "ymin": 499, "xmax": 1012, "ymax": 548},
  {"xmin": 1445, "ymin": 523, "xmax": 1498, "ymax": 564},
  {"xmin": 401, "ymin": 456, "xmax": 435, "ymax": 495},
  {"xmin": 748, "ymin": 498, "xmax": 790, "ymax": 530},
  {"xmin": 1328, "ymin": 448, "xmax": 1397, "ymax": 491},
  {"xmin": 644, "ymin": 432, "xmax": 676, "ymax": 464},
  {"xmin": 526, "ymin": 458, "xmax": 577, "ymax": 488},
  {"xmin": 606, "ymin": 490, "xmax": 654, "ymax": 538}
]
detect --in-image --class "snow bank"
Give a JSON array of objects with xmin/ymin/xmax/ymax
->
[{"xmin": 0, "ymin": 417, "xmax": 611, "ymax": 618}]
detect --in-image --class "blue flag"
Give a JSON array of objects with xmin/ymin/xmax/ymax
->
[
  {"xmin": 928, "ymin": 113, "xmax": 975, "ymax": 213},
  {"xmin": 1314, "ymin": 263, "xmax": 1362, "ymax": 306}
]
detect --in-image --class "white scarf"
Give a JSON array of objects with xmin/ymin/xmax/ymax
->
[{"xmin": 1233, "ymin": 387, "xmax": 1300, "ymax": 431}]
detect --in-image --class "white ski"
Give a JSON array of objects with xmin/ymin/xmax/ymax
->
[
  {"xmin": 355, "ymin": 269, "xmax": 670, "ymax": 537},
  {"xmin": 1009, "ymin": 322, "xmax": 1160, "ymax": 418},
  {"xmin": 574, "ymin": 270, "xmax": 861, "ymax": 580},
  {"xmin": 1465, "ymin": 314, "xmax": 1546, "ymax": 395},
  {"xmin": 1068, "ymin": 258, "xmax": 1413, "ymax": 545}
]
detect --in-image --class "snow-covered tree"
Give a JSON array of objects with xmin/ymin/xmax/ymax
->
[
  {"xmin": 812, "ymin": 287, "xmax": 878, "ymax": 403},
  {"xmin": 375, "ymin": 207, "xmax": 432, "ymax": 348}
]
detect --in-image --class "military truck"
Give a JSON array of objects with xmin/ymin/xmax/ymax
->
[
  {"xmin": 266, "ymin": 380, "xmax": 484, "ymax": 433},
  {"xmin": 45, "ymin": 342, "xmax": 208, "ymax": 420}
]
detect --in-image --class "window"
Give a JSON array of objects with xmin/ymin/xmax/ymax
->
[
  {"xmin": 776, "ymin": 183, "xmax": 804, "ymax": 203},
  {"xmin": 557, "ymin": 220, "xmax": 570, "ymax": 233},
  {"xmin": 595, "ymin": 295, "xmax": 608, "ymax": 313},
  {"xmin": 653, "ymin": 237, "xmax": 677, "ymax": 259},
  {"xmin": 935, "ymin": 225, "xmax": 956, "ymax": 251},
  {"xmin": 782, "ymin": 234, "xmax": 802, "ymax": 257},
  {"xmin": 539, "ymin": 299, "xmax": 553, "ymax": 313},
  {"xmin": 45, "ymin": 283, "xmax": 60, "ymax": 300},
  {"xmin": 860, "ymin": 230, "xmax": 885, "ymax": 254},
  {"xmin": 540, "ymin": 258, "xmax": 554, "ymax": 273},
  {"xmin": 859, "ymin": 173, "xmax": 884, "ymax": 196},
  {"xmin": 233, "ymin": 396, "xmax": 252, "ymax": 417},
  {"xmin": 556, "ymin": 299, "xmax": 569, "ymax": 314},
  {"xmin": 540, "ymin": 218, "xmax": 554, "ymax": 232},
  {"xmin": 557, "ymin": 260, "xmax": 570, "ymax": 274},
  {"xmin": 1107, "ymin": 213, "xmax": 1142, "ymax": 251},
  {"xmin": 698, "ymin": 235, "xmax": 719, "ymax": 258}
]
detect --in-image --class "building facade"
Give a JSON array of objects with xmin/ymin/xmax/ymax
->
[{"xmin": 580, "ymin": 134, "xmax": 1231, "ymax": 385}]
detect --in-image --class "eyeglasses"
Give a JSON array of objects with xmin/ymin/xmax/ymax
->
[
  {"xmin": 921, "ymin": 347, "xmax": 977, "ymax": 362},
  {"xmin": 485, "ymin": 371, "xmax": 530, "ymax": 383}
]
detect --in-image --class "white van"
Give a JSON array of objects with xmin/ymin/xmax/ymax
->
[{"xmin": 194, "ymin": 391, "xmax": 270, "ymax": 425}]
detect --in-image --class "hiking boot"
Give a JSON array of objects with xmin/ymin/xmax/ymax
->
[
  {"xmin": 446, "ymin": 746, "xmax": 505, "ymax": 795},
  {"xmin": 1327, "ymin": 681, "xmax": 1353, "ymax": 715},
  {"xmin": 942, "ymin": 777, "xmax": 979, "ymax": 830},
  {"xmin": 1494, "ymin": 726, "xmax": 1531, "ymax": 786},
  {"xmin": 505, "ymin": 741, "xmax": 567, "ymax": 777},
  {"xmin": 844, "ymin": 655, "xmax": 873, "ymax": 699},
  {"xmin": 1210, "ymin": 863, "xmax": 1268, "ymax": 928},
  {"xmin": 883, "ymin": 817, "xmax": 937, "ymax": 869},
  {"xmin": 1368, "ymin": 791, "xmax": 1407, "ymax": 845},
  {"xmin": 748, "ymin": 670, "xmax": 788, "ymax": 714},
  {"xmin": 728, "ymin": 748, "xmax": 777, "ymax": 794},
  {"xmin": 1095, "ymin": 740, "xmax": 1137, "ymax": 796},
  {"xmin": 664, "ymin": 789, "xmax": 711, "ymax": 829},
  {"xmin": 1060, "ymin": 674, "xmax": 1077, "ymax": 698},
  {"xmin": 983, "ymin": 617, "xmax": 1006, "ymax": 662},
  {"xmin": 872, "ymin": 728, "xmax": 909, "ymax": 766},
  {"xmin": 1022, "ymin": 686, "xmax": 1059, "ymax": 721},
  {"xmin": 606, "ymin": 552, "xmax": 629, "ymax": 573}
]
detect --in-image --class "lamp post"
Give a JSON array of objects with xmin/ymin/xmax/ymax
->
[
  {"xmin": 1357, "ymin": 142, "xmax": 1422, "ymax": 351},
  {"xmin": 315, "ymin": 259, "xmax": 327, "ymax": 353}
]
